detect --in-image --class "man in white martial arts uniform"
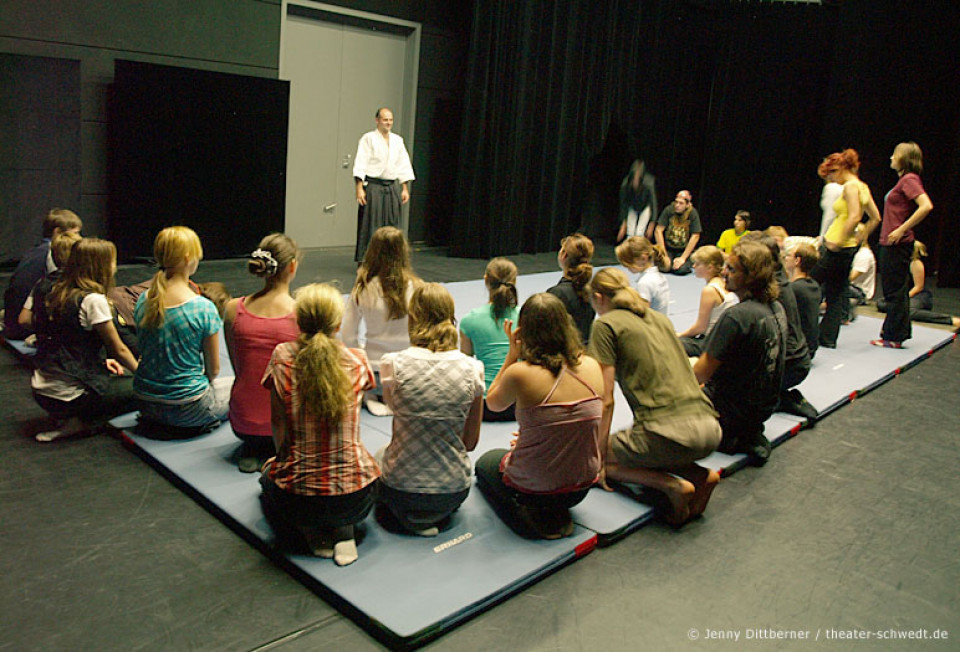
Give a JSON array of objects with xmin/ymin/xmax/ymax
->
[{"xmin": 353, "ymin": 107, "xmax": 415, "ymax": 261}]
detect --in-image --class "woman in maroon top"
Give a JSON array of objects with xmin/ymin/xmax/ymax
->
[{"xmin": 875, "ymin": 142, "xmax": 934, "ymax": 348}]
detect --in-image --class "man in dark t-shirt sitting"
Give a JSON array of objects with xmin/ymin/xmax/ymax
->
[{"xmin": 694, "ymin": 240, "xmax": 786, "ymax": 466}]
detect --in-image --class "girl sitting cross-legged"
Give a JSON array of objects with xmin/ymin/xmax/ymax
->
[
  {"xmin": 30, "ymin": 237, "xmax": 139, "ymax": 442},
  {"xmin": 134, "ymin": 226, "xmax": 229, "ymax": 433}
]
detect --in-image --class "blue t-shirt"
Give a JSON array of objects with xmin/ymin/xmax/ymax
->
[
  {"xmin": 133, "ymin": 292, "xmax": 222, "ymax": 402},
  {"xmin": 459, "ymin": 303, "xmax": 519, "ymax": 391}
]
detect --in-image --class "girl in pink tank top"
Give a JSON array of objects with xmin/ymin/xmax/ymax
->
[
  {"xmin": 475, "ymin": 292, "xmax": 604, "ymax": 540},
  {"xmin": 224, "ymin": 234, "xmax": 301, "ymax": 472}
]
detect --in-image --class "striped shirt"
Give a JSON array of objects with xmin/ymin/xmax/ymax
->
[{"xmin": 262, "ymin": 340, "xmax": 379, "ymax": 496}]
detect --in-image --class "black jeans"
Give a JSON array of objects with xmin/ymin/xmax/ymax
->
[
  {"xmin": 811, "ymin": 245, "xmax": 857, "ymax": 348},
  {"xmin": 879, "ymin": 243, "xmax": 913, "ymax": 343}
]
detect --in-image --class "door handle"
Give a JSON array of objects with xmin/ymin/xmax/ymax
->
[{"xmin": 324, "ymin": 203, "xmax": 337, "ymax": 212}]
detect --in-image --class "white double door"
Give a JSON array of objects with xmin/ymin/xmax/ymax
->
[{"xmin": 282, "ymin": 11, "xmax": 410, "ymax": 248}]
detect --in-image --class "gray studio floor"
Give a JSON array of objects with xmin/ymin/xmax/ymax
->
[{"xmin": 2, "ymin": 245, "xmax": 959, "ymax": 651}]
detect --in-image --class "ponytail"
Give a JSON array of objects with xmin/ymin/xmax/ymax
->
[
  {"xmin": 485, "ymin": 257, "xmax": 518, "ymax": 323},
  {"xmin": 561, "ymin": 233, "xmax": 595, "ymax": 301},
  {"xmin": 293, "ymin": 283, "xmax": 352, "ymax": 423},
  {"xmin": 589, "ymin": 268, "xmax": 647, "ymax": 318}
]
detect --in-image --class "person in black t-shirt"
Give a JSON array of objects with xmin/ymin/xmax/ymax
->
[{"xmin": 694, "ymin": 240, "xmax": 786, "ymax": 466}]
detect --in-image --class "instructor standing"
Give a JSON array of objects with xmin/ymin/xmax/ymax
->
[{"xmin": 353, "ymin": 107, "xmax": 415, "ymax": 262}]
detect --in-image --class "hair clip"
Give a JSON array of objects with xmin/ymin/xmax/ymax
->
[{"xmin": 251, "ymin": 248, "xmax": 279, "ymax": 276}]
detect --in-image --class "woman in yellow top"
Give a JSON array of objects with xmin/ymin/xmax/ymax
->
[
  {"xmin": 716, "ymin": 210, "xmax": 751, "ymax": 253},
  {"xmin": 811, "ymin": 149, "xmax": 881, "ymax": 348}
]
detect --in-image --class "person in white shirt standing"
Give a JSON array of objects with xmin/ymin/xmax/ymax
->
[{"xmin": 353, "ymin": 107, "xmax": 416, "ymax": 262}]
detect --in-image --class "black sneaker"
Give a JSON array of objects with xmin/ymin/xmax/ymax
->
[{"xmin": 746, "ymin": 434, "xmax": 771, "ymax": 467}]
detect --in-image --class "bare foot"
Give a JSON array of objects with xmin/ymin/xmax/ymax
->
[
  {"xmin": 660, "ymin": 477, "xmax": 695, "ymax": 526},
  {"xmin": 688, "ymin": 468, "xmax": 721, "ymax": 519}
]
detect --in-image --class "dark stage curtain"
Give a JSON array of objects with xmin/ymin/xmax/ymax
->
[{"xmin": 451, "ymin": 0, "xmax": 960, "ymax": 284}]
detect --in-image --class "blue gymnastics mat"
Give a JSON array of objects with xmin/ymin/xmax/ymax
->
[
  {"xmin": 115, "ymin": 271, "xmax": 955, "ymax": 646},
  {"xmin": 115, "ymin": 412, "xmax": 597, "ymax": 648},
  {"xmin": 0, "ymin": 334, "xmax": 36, "ymax": 361}
]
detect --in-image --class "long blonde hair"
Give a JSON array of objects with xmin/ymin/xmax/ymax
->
[
  {"xmin": 589, "ymin": 268, "xmax": 647, "ymax": 318},
  {"xmin": 139, "ymin": 226, "xmax": 203, "ymax": 330},
  {"xmin": 408, "ymin": 283, "xmax": 459, "ymax": 352},
  {"xmin": 352, "ymin": 226, "xmax": 419, "ymax": 320},
  {"xmin": 294, "ymin": 283, "xmax": 352, "ymax": 423}
]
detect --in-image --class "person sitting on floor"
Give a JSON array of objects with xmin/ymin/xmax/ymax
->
[
  {"xmin": 654, "ymin": 190, "xmax": 701, "ymax": 275},
  {"xmin": 376, "ymin": 283, "xmax": 484, "ymax": 536},
  {"xmin": 876, "ymin": 241, "xmax": 960, "ymax": 332},
  {"xmin": 475, "ymin": 293, "xmax": 604, "ymax": 539},
  {"xmin": 342, "ymin": 226, "xmax": 420, "ymax": 415},
  {"xmin": 223, "ymin": 234, "xmax": 302, "ymax": 473},
  {"xmin": 588, "ymin": 268, "xmax": 722, "ymax": 526},
  {"xmin": 4, "ymin": 208, "xmax": 82, "ymax": 340},
  {"xmin": 741, "ymin": 232, "xmax": 816, "ymax": 421},
  {"xmin": 18, "ymin": 230, "xmax": 82, "ymax": 339},
  {"xmin": 134, "ymin": 226, "xmax": 229, "ymax": 433},
  {"xmin": 260, "ymin": 283, "xmax": 379, "ymax": 566},
  {"xmin": 676, "ymin": 245, "xmax": 737, "ymax": 357},
  {"xmin": 615, "ymin": 236, "xmax": 671, "ymax": 317},
  {"xmin": 30, "ymin": 238, "xmax": 139, "ymax": 442},
  {"xmin": 460, "ymin": 257, "xmax": 520, "ymax": 422},
  {"xmin": 788, "ymin": 243, "xmax": 822, "ymax": 360},
  {"xmin": 716, "ymin": 210, "xmax": 751, "ymax": 253},
  {"xmin": 694, "ymin": 240, "xmax": 786, "ymax": 466},
  {"xmin": 546, "ymin": 233, "xmax": 596, "ymax": 344},
  {"xmin": 845, "ymin": 226, "xmax": 876, "ymax": 323}
]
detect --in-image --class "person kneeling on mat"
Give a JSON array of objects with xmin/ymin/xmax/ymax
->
[
  {"xmin": 588, "ymin": 268, "xmax": 722, "ymax": 526},
  {"xmin": 475, "ymin": 293, "xmax": 604, "ymax": 540},
  {"xmin": 694, "ymin": 241, "xmax": 786, "ymax": 467},
  {"xmin": 259, "ymin": 283, "xmax": 380, "ymax": 566},
  {"xmin": 375, "ymin": 283, "xmax": 484, "ymax": 536}
]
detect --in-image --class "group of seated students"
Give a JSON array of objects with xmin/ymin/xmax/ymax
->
[{"xmin": 3, "ymin": 194, "xmax": 953, "ymax": 566}]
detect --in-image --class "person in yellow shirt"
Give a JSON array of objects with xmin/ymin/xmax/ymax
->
[{"xmin": 716, "ymin": 210, "xmax": 751, "ymax": 253}]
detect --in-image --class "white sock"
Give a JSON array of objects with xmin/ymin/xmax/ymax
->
[{"xmin": 334, "ymin": 539, "xmax": 359, "ymax": 566}]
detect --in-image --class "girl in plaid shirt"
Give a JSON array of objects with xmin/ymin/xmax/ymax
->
[{"xmin": 260, "ymin": 283, "xmax": 379, "ymax": 567}]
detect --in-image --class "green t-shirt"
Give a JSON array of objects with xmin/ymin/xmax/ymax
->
[
  {"xmin": 588, "ymin": 308, "xmax": 715, "ymax": 421},
  {"xmin": 460, "ymin": 303, "xmax": 520, "ymax": 391}
]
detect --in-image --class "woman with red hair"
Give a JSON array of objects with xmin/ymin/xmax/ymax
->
[{"xmin": 811, "ymin": 149, "xmax": 880, "ymax": 348}]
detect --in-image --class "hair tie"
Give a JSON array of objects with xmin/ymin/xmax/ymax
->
[{"xmin": 251, "ymin": 248, "xmax": 279, "ymax": 276}]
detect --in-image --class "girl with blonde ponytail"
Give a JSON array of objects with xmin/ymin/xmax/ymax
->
[
  {"xmin": 588, "ymin": 268, "xmax": 722, "ymax": 527},
  {"xmin": 134, "ymin": 226, "xmax": 228, "ymax": 431},
  {"xmin": 260, "ymin": 283, "xmax": 379, "ymax": 567},
  {"xmin": 376, "ymin": 283, "xmax": 485, "ymax": 536}
]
